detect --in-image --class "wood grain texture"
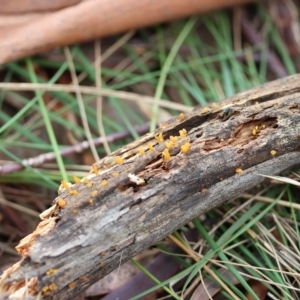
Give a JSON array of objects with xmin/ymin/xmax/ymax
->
[{"xmin": 1, "ymin": 74, "xmax": 300, "ymax": 299}]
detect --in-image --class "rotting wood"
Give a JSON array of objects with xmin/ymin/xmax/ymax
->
[{"xmin": 1, "ymin": 74, "xmax": 300, "ymax": 299}]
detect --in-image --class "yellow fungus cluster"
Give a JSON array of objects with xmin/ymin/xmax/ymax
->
[
  {"xmin": 91, "ymin": 190, "xmax": 98, "ymax": 197},
  {"xmin": 42, "ymin": 283, "xmax": 58, "ymax": 294},
  {"xmin": 170, "ymin": 136, "xmax": 178, "ymax": 143},
  {"xmin": 179, "ymin": 128, "xmax": 187, "ymax": 139},
  {"xmin": 181, "ymin": 142, "xmax": 191, "ymax": 154},
  {"xmin": 165, "ymin": 141, "xmax": 175, "ymax": 149},
  {"xmin": 88, "ymin": 199, "xmax": 94, "ymax": 205},
  {"xmin": 61, "ymin": 180, "xmax": 70, "ymax": 190},
  {"xmin": 72, "ymin": 209, "xmax": 78, "ymax": 214},
  {"xmin": 155, "ymin": 133, "xmax": 164, "ymax": 143},
  {"xmin": 235, "ymin": 168, "xmax": 243, "ymax": 173},
  {"xmin": 70, "ymin": 190, "xmax": 78, "ymax": 195},
  {"xmin": 270, "ymin": 150, "xmax": 276, "ymax": 156},
  {"xmin": 138, "ymin": 148, "xmax": 145, "ymax": 155},
  {"xmin": 252, "ymin": 124, "xmax": 266, "ymax": 136},
  {"xmin": 147, "ymin": 142, "xmax": 154, "ymax": 151},
  {"xmin": 252, "ymin": 128, "xmax": 257, "ymax": 136},
  {"xmin": 92, "ymin": 165, "xmax": 99, "ymax": 175},
  {"xmin": 179, "ymin": 113, "xmax": 185, "ymax": 120},
  {"xmin": 212, "ymin": 103, "xmax": 218, "ymax": 108},
  {"xmin": 162, "ymin": 149, "xmax": 171, "ymax": 160},
  {"xmin": 57, "ymin": 198, "xmax": 66, "ymax": 209},
  {"xmin": 101, "ymin": 180, "xmax": 108, "ymax": 187},
  {"xmin": 165, "ymin": 135, "xmax": 178, "ymax": 149},
  {"xmin": 68, "ymin": 282, "xmax": 77, "ymax": 288},
  {"xmin": 115, "ymin": 156, "xmax": 123, "ymax": 165},
  {"xmin": 46, "ymin": 269, "xmax": 58, "ymax": 276},
  {"xmin": 202, "ymin": 107, "xmax": 210, "ymax": 113},
  {"xmin": 112, "ymin": 172, "xmax": 119, "ymax": 177},
  {"xmin": 73, "ymin": 176, "xmax": 81, "ymax": 184},
  {"xmin": 159, "ymin": 123, "xmax": 168, "ymax": 129}
]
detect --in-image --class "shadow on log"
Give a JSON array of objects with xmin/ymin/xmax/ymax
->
[{"xmin": 1, "ymin": 74, "xmax": 300, "ymax": 299}]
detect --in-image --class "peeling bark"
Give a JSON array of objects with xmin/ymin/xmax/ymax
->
[{"xmin": 1, "ymin": 75, "xmax": 300, "ymax": 299}]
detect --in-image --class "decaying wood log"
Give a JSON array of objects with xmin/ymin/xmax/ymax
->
[{"xmin": 1, "ymin": 74, "xmax": 300, "ymax": 299}]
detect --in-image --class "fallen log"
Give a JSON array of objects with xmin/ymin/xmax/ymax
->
[{"xmin": 1, "ymin": 74, "xmax": 300, "ymax": 299}]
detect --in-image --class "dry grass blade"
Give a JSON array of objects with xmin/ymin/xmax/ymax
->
[{"xmin": 0, "ymin": 82, "xmax": 192, "ymax": 112}]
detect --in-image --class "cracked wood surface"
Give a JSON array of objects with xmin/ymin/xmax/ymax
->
[{"xmin": 1, "ymin": 74, "xmax": 300, "ymax": 299}]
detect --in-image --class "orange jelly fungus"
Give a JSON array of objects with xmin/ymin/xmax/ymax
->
[
  {"xmin": 181, "ymin": 142, "xmax": 191, "ymax": 153},
  {"xmin": 57, "ymin": 199, "xmax": 66, "ymax": 209},
  {"xmin": 115, "ymin": 156, "xmax": 123, "ymax": 165}
]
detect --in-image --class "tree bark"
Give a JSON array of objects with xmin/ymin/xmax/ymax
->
[{"xmin": 1, "ymin": 74, "xmax": 300, "ymax": 299}]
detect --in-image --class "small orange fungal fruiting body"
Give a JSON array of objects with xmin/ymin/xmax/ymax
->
[
  {"xmin": 101, "ymin": 180, "xmax": 108, "ymax": 187},
  {"xmin": 165, "ymin": 141, "xmax": 175, "ymax": 149},
  {"xmin": 68, "ymin": 282, "xmax": 77, "ymax": 288},
  {"xmin": 112, "ymin": 172, "xmax": 119, "ymax": 177},
  {"xmin": 201, "ymin": 188, "xmax": 207, "ymax": 193},
  {"xmin": 72, "ymin": 209, "xmax": 78, "ymax": 214},
  {"xmin": 100, "ymin": 261, "xmax": 106, "ymax": 266},
  {"xmin": 80, "ymin": 275, "xmax": 89, "ymax": 281},
  {"xmin": 212, "ymin": 102, "xmax": 218, "ymax": 108},
  {"xmin": 155, "ymin": 133, "xmax": 164, "ymax": 143},
  {"xmin": 235, "ymin": 168, "xmax": 243, "ymax": 173},
  {"xmin": 252, "ymin": 128, "xmax": 257, "ymax": 136},
  {"xmin": 88, "ymin": 199, "xmax": 94, "ymax": 205},
  {"xmin": 138, "ymin": 148, "xmax": 145, "ymax": 155},
  {"xmin": 159, "ymin": 123, "xmax": 168, "ymax": 129},
  {"xmin": 46, "ymin": 269, "xmax": 58, "ymax": 275},
  {"xmin": 61, "ymin": 180, "xmax": 70, "ymax": 190},
  {"xmin": 92, "ymin": 165, "xmax": 99, "ymax": 175},
  {"xmin": 70, "ymin": 190, "xmax": 78, "ymax": 195},
  {"xmin": 147, "ymin": 142, "xmax": 154, "ymax": 151},
  {"xmin": 179, "ymin": 113, "xmax": 185, "ymax": 120},
  {"xmin": 181, "ymin": 142, "xmax": 191, "ymax": 154},
  {"xmin": 115, "ymin": 156, "xmax": 123, "ymax": 165},
  {"xmin": 170, "ymin": 136, "xmax": 178, "ymax": 143},
  {"xmin": 83, "ymin": 177, "xmax": 89, "ymax": 184},
  {"xmin": 48, "ymin": 283, "xmax": 58, "ymax": 291},
  {"xmin": 57, "ymin": 199, "xmax": 66, "ymax": 209},
  {"xmin": 73, "ymin": 176, "xmax": 81, "ymax": 184},
  {"xmin": 270, "ymin": 150, "xmax": 276, "ymax": 156},
  {"xmin": 91, "ymin": 190, "xmax": 98, "ymax": 196},
  {"xmin": 179, "ymin": 129, "xmax": 187, "ymax": 139},
  {"xmin": 162, "ymin": 149, "xmax": 171, "ymax": 160},
  {"xmin": 202, "ymin": 107, "xmax": 210, "ymax": 113},
  {"xmin": 86, "ymin": 182, "xmax": 93, "ymax": 188}
]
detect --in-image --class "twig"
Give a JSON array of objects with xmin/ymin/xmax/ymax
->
[{"xmin": 0, "ymin": 124, "xmax": 150, "ymax": 175}]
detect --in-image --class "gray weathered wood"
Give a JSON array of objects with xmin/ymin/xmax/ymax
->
[{"xmin": 1, "ymin": 74, "xmax": 300, "ymax": 299}]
